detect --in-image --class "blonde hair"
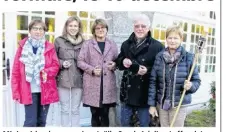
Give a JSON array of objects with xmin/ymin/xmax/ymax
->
[
  {"xmin": 62, "ymin": 16, "xmax": 83, "ymax": 37},
  {"xmin": 166, "ymin": 25, "xmax": 183, "ymax": 39},
  {"xmin": 91, "ymin": 18, "xmax": 108, "ymax": 37}
]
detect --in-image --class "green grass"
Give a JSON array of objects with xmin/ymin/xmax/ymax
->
[{"xmin": 184, "ymin": 109, "xmax": 215, "ymax": 127}]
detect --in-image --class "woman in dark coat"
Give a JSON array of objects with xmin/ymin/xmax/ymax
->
[{"xmin": 148, "ymin": 25, "xmax": 201, "ymax": 127}]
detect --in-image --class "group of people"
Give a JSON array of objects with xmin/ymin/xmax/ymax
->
[{"xmin": 11, "ymin": 13, "xmax": 201, "ymax": 127}]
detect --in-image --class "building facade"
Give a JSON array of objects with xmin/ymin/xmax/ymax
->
[{"xmin": 2, "ymin": 11, "xmax": 216, "ymax": 127}]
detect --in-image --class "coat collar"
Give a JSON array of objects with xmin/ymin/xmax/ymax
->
[
  {"xmin": 90, "ymin": 37, "xmax": 112, "ymax": 57},
  {"xmin": 128, "ymin": 31, "xmax": 152, "ymax": 56},
  {"xmin": 19, "ymin": 37, "xmax": 54, "ymax": 54},
  {"xmin": 59, "ymin": 36, "xmax": 83, "ymax": 50},
  {"xmin": 161, "ymin": 46, "xmax": 187, "ymax": 63},
  {"xmin": 128, "ymin": 30, "xmax": 152, "ymax": 43}
]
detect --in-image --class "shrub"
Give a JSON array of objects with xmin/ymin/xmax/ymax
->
[{"xmin": 185, "ymin": 81, "xmax": 216, "ymax": 127}]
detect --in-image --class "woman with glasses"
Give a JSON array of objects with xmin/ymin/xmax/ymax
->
[
  {"xmin": 77, "ymin": 18, "xmax": 118, "ymax": 127},
  {"xmin": 54, "ymin": 16, "xmax": 84, "ymax": 127},
  {"xmin": 11, "ymin": 19, "xmax": 60, "ymax": 127}
]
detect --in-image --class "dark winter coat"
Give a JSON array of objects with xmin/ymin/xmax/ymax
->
[
  {"xmin": 116, "ymin": 31, "xmax": 164, "ymax": 107},
  {"xmin": 148, "ymin": 46, "xmax": 201, "ymax": 108}
]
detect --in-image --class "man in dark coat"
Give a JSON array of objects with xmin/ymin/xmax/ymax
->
[{"xmin": 116, "ymin": 14, "xmax": 164, "ymax": 127}]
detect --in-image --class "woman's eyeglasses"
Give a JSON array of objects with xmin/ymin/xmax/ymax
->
[
  {"xmin": 32, "ymin": 27, "xmax": 44, "ymax": 32},
  {"xmin": 95, "ymin": 27, "xmax": 106, "ymax": 31}
]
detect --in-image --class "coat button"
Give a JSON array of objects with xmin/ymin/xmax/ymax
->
[
  {"xmin": 104, "ymin": 73, "xmax": 107, "ymax": 76},
  {"xmin": 104, "ymin": 61, "xmax": 106, "ymax": 63}
]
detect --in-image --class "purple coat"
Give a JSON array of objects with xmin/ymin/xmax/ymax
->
[{"xmin": 77, "ymin": 38, "xmax": 118, "ymax": 107}]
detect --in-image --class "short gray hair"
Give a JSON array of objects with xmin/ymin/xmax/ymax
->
[
  {"xmin": 91, "ymin": 18, "xmax": 108, "ymax": 37},
  {"xmin": 132, "ymin": 14, "xmax": 151, "ymax": 28}
]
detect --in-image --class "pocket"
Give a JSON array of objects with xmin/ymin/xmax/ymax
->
[
  {"xmin": 60, "ymin": 70, "xmax": 70, "ymax": 81},
  {"xmin": 57, "ymin": 69, "xmax": 70, "ymax": 88},
  {"xmin": 162, "ymin": 99, "xmax": 172, "ymax": 111}
]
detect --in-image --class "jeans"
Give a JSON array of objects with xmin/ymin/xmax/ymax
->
[
  {"xmin": 24, "ymin": 93, "xmax": 50, "ymax": 127},
  {"xmin": 120, "ymin": 104, "xmax": 150, "ymax": 127}
]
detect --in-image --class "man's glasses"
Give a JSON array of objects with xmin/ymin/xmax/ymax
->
[{"xmin": 134, "ymin": 25, "xmax": 147, "ymax": 29}]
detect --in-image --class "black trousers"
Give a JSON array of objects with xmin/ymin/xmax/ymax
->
[
  {"xmin": 90, "ymin": 106, "xmax": 110, "ymax": 127},
  {"xmin": 23, "ymin": 93, "xmax": 50, "ymax": 127}
]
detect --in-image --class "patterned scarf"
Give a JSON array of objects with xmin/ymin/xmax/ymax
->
[
  {"xmin": 161, "ymin": 46, "xmax": 182, "ymax": 110},
  {"xmin": 163, "ymin": 46, "xmax": 182, "ymax": 67},
  {"xmin": 19, "ymin": 36, "xmax": 45, "ymax": 86}
]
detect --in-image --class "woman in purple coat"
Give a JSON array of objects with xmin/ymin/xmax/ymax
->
[{"xmin": 77, "ymin": 18, "xmax": 118, "ymax": 127}]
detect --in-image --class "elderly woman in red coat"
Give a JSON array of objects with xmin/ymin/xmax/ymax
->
[
  {"xmin": 77, "ymin": 18, "xmax": 118, "ymax": 127},
  {"xmin": 11, "ymin": 19, "xmax": 60, "ymax": 127}
]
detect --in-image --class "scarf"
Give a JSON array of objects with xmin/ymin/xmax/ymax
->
[
  {"xmin": 163, "ymin": 46, "xmax": 182, "ymax": 67},
  {"xmin": 66, "ymin": 34, "xmax": 83, "ymax": 45},
  {"xmin": 135, "ymin": 38, "xmax": 147, "ymax": 48},
  {"xmin": 19, "ymin": 36, "xmax": 45, "ymax": 86},
  {"xmin": 161, "ymin": 46, "xmax": 182, "ymax": 110}
]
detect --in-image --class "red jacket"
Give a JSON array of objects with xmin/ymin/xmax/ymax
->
[{"xmin": 11, "ymin": 37, "xmax": 60, "ymax": 105}]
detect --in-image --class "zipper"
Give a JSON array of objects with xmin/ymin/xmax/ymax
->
[
  {"xmin": 172, "ymin": 55, "xmax": 184, "ymax": 108},
  {"xmin": 160, "ymin": 62, "xmax": 166, "ymax": 106},
  {"xmin": 172, "ymin": 63, "xmax": 178, "ymax": 108},
  {"xmin": 160, "ymin": 54, "xmax": 185, "ymax": 108}
]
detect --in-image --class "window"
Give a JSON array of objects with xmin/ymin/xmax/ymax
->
[
  {"xmin": 68, "ymin": 11, "xmax": 77, "ymax": 16},
  {"xmin": 154, "ymin": 29, "xmax": 159, "ymax": 39},
  {"xmin": 210, "ymin": 11, "xmax": 216, "ymax": 20},
  {"xmin": 17, "ymin": 15, "xmax": 28, "ymax": 30},
  {"xmin": 152, "ymin": 24, "xmax": 166, "ymax": 45},
  {"xmin": 79, "ymin": 11, "xmax": 88, "ymax": 18},
  {"xmin": 182, "ymin": 22, "xmax": 188, "ymax": 46},
  {"xmin": 31, "ymin": 16, "xmax": 42, "ymax": 21},
  {"xmin": 17, "ymin": 33, "xmax": 28, "ymax": 43},
  {"xmin": 45, "ymin": 11, "xmax": 55, "ymax": 15},
  {"xmin": 204, "ymin": 26, "xmax": 216, "ymax": 73},
  {"xmin": 16, "ymin": 11, "xmax": 56, "ymax": 43},
  {"xmin": 81, "ymin": 20, "xmax": 88, "ymax": 33},
  {"xmin": 2, "ymin": 13, "xmax": 5, "ymax": 30},
  {"xmin": 2, "ymin": 13, "xmax": 6, "ymax": 85},
  {"xmin": 189, "ymin": 23, "xmax": 209, "ymax": 72},
  {"xmin": 152, "ymin": 22, "xmax": 188, "ymax": 46},
  {"xmin": 2, "ymin": 13, "xmax": 5, "ymax": 44},
  {"xmin": 32, "ymin": 11, "xmax": 42, "ymax": 14}
]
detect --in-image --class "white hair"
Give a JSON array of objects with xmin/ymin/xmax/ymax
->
[{"xmin": 133, "ymin": 14, "xmax": 151, "ymax": 28}]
